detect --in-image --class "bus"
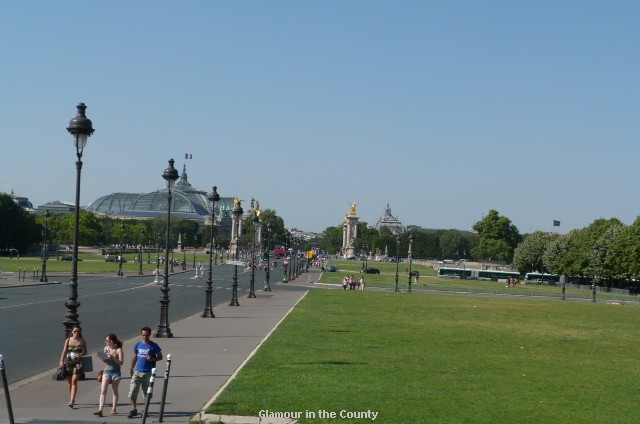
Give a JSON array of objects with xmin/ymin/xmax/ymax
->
[
  {"xmin": 438, "ymin": 267, "xmax": 521, "ymax": 282},
  {"xmin": 524, "ymin": 273, "xmax": 560, "ymax": 285}
]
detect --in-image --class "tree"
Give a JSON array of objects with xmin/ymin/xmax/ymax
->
[
  {"xmin": 0, "ymin": 193, "xmax": 39, "ymax": 253},
  {"xmin": 472, "ymin": 210, "xmax": 521, "ymax": 262},
  {"xmin": 512, "ymin": 231, "xmax": 559, "ymax": 274}
]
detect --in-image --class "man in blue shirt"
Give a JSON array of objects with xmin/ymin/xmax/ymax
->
[{"xmin": 127, "ymin": 327, "xmax": 163, "ymax": 418}]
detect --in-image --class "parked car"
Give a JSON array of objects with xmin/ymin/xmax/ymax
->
[
  {"xmin": 105, "ymin": 255, "xmax": 126, "ymax": 262},
  {"xmin": 364, "ymin": 268, "xmax": 380, "ymax": 274},
  {"xmin": 60, "ymin": 256, "xmax": 82, "ymax": 261},
  {"xmin": 326, "ymin": 265, "xmax": 337, "ymax": 272}
]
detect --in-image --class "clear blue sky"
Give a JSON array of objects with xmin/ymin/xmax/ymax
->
[{"xmin": 2, "ymin": 1, "xmax": 639, "ymax": 234}]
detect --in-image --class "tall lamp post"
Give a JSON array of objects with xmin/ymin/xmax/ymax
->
[
  {"xmin": 40, "ymin": 209, "xmax": 50, "ymax": 282},
  {"xmin": 202, "ymin": 186, "xmax": 219, "ymax": 318},
  {"xmin": 63, "ymin": 103, "xmax": 94, "ymax": 337},
  {"xmin": 407, "ymin": 233, "xmax": 415, "ymax": 293},
  {"xmin": 156, "ymin": 159, "xmax": 179, "ymax": 338},
  {"xmin": 561, "ymin": 245, "xmax": 568, "ymax": 301},
  {"xmin": 138, "ymin": 230, "xmax": 144, "ymax": 275},
  {"xmin": 182, "ymin": 233, "xmax": 187, "ymax": 270},
  {"xmin": 147, "ymin": 234, "xmax": 152, "ymax": 264},
  {"xmin": 154, "ymin": 233, "xmax": 161, "ymax": 284},
  {"xmin": 394, "ymin": 235, "xmax": 400, "ymax": 292},
  {"xmin": 264, "ymin": 222, "xmax": 272, "ymax": 291},
  {"xmin": 592, "ymin": 244, "xmax": 599, "ymax": 303},
  {"xmin": 249, "ymin": 212, "xmax": 259, "ymax": 298},
  {"xmin": 117, "ymin": 223, "xmax": 124, "ymax": 276},
  {"xmin": 230, "ymin": 200, "xmax": 243, "ymax": 306}
]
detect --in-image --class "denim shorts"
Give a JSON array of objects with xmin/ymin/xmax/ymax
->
[{"xmin": 104, "ymin": 369, "xmax": 121, "ymax": 381}]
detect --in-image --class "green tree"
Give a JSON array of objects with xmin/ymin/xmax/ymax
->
[
  {"xmin": 0, "ymin": 193, "xmax": 39, "ymax": 253},
  {"xmin": 512, "ymin": 231, "xmax": 559, "ymax": 274},
  {"xmin": 472, "ymin": 210, "xmax": 521, "ymax": 262}
]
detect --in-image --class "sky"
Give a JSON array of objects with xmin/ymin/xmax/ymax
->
[{"xmin": 2, "ymin": 1, "xmax": 639, "ymax": 235}]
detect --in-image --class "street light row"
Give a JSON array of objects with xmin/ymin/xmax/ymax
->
[{"xmin": 62, "ymin": 103, "xmax": 295, "ymax": 340}]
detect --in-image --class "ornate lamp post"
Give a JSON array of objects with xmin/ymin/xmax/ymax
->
[
  {"xmin": 264, "ymin": 222, "xmax": 272, "ymax": 291},
  {"xmin": 561, "ymin": 245, "xmax": 568, "ymax": 301},
  {"xmin": 182, "ymin": 233, "xmax": 187, "ymax": 270},
  {"xmin": 592, "ymin": 244, "xmax": 599, "ymax": 303},
  {"xmin": 202, "ymin": 186, "xmax": 220, "ymax": 318},
  {"xmin": 249, "ymin": 212, "xmax": 259, "ymax": 298},
  {"xmin": 395, "ymin": 235, "xmax": 400, "ymax": 292},
  {"xmin": 170, "ymin": 235, "xmax": 175, "ymax": 273},
  {"xmin": 230, "ymin": 200, "xmax": 243, "ymax": 306},
  {"xmin": 40, "ymin": 209, "xmax": 50, "ymax": 282},
  {"xmin": 283, "ymin": 231, "xmax": 290, "ymax": 283},
  {"xmin": 63, "ymin": 103, "xmax": 94, "ymax": 337},
  {"xmin": 156, "ymin": 159, "xmax": 179, "ymax": 338},
  {"xmin": 154, "ymin": 232, "xmax": 161, "ymax": 284},
  {"xmin": 117, "ymin": 223, "xmax": 125, "ymax": 276},
  {"xmin": 147, "ymin": 234, "xmax": 152, "ymax": 264},
  {"xmin": 138, "ymin": 230, "xmax": 144, "ymax": 275},
  {"xmin": 408, "ymin": 233, "xmax": 415, "ymax": 293}
]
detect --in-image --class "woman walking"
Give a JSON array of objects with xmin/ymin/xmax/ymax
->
[
  {"xmin": 94, "ymin": 333, "xmax": 124, "ymax": 416},
  {"xmin": 59, "ymin": 325, "xmax": 88, "ymax": 408}
]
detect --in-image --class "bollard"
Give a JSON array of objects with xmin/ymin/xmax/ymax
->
[
  {"xmin": 140, "ymin": 367, "xmax": 157, "ymax": 424},
  {"xmin": 158, "ymin": 354, "xmax": 172, "ymax": 422},
  {"xmin": 0, "ymin": 354, "xmax": 15, "ymax": 424}
]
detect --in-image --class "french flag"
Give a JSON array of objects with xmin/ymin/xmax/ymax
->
[{"xmin": 185, "ymin": 153, "xmax": 193, "ymax": 159}]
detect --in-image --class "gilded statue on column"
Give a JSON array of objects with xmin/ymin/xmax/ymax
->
[{"xmin": 349, "ymin": 203, "xmax": 358, "ymax": 216}]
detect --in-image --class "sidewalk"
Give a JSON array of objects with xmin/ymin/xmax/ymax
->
[{"xmin": 0, "ymin": 273, "xmax": 321, "ymax": 424}]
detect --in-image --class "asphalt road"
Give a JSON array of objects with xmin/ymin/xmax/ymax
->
[{"xmin": 0, "ymin": 263, "xmax": 285, "ymax": 385}]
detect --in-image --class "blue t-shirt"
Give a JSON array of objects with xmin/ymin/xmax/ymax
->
[{"xmin": 133, "ymin": 340, "xmax": 162, "ymax": 373}]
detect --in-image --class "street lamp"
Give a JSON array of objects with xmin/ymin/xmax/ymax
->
[
  {"xmin": 117, "ymin": 223, "xmax": 124, "ymax": 276},
  {"xmin": 264, "ymin": 222, "xmax": 272, "ymax": 292},
  {"xmin": 408, "ymin": 233, "xmax": 415, "ymax": 293},
  {"xmin": 249, "ymin": 212, "xmax": 259, "ymax": 298},
  {"xmin": 283, "ymin": 231, "xmax": 290, "ymax": 283},
  {"xmin": 156, "ymin": 158, "xmax": 179, "ymax": 338},
  {"xmin": 63, "ymin": 102, "xmax": 94, "ymax": 337},
  {"xmin": 170, "ymin": 235, "xmax": 175, "ymax": 273},
  {"xmin": 395, "ymin": 235, "xmax": 400, "ymax": 292},
  {"xmin": 592, "ymin": 244, "xmax": 599, "ymax": 303},
  {"xmin": 182, "ymin": 233, "xmax": 187, "ymax": 270},
  {"xmin": 40, "ymin": 209, "xmax": 50, "ymax": 282},
  {"xmin": 138, "ymin": 230, "xmax": 144, "ymax": 275},
  {"xmin": 561, "ymin": 245, "xmax": 568, "ymax": 301},
  {"xmin": 230, "ymin": 200, "xmax": 243, "ymax": 306},
  {"xmin": 154, "ymin": 232, "xmax": 161, "ymax": 284},
  {"xmin": 202, "ymin": 186, "xmax": 219, "ymax": 318},
  {"xmin": 147, "ymin": 234, "xmax": 152, "ymax": 264}
]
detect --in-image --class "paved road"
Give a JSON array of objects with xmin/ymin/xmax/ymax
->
[{"xmin": 0, "ymin": 263, "xmax": 286, "ymax": 385}]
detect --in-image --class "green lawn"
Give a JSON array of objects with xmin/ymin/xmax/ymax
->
[
  {"xmin": 0, "ymin": 252, "xmax": 213, "ymax": 274},
  {"xmin": 322, "ymin": 260, "xmax": 638, "ymax": 303},
  {"xmin": 207, "ymin": 289, "xmax": 640, "ymax": 423}
]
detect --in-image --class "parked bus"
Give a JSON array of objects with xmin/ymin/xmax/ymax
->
[
  {"xmin": 438, "ymin": 267, "xmax": 520, "ymax": 282},
  {"xmin": 524, "ymin": 272, "xmax": 560, "ymax": 285}
]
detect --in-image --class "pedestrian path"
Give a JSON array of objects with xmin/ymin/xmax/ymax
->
[{"xmin": 0, "ymin": 273, "xmax": 321, "ymax": 424}]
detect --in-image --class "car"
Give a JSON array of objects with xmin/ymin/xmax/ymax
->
[
  {"xmin": 326, "ymin": 265, "xmax": 337, "ymax": 272},
  {"xmin": 363, "ymin": 268, "xmax": 380, "ymax": 274},
  {"xmin": 60, "ymin": 256, "xmax": 83, "ymax": 261},
  {"xmin": 105, "ymin": 255, "xmax": 127, "ymax": 262}
]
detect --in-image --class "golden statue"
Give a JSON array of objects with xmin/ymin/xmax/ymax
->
[
  {"xmin": 349, "ymin": 203, "xmax": 358, "ymax": 216},
  {"xmin": 234, "ymin": 198, "xmax": 243, "ymax": 209}
]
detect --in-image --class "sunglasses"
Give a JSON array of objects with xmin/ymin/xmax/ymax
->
[{"xmin": 72, "ymin": 330, "xmax": 80, "ymax": 333}]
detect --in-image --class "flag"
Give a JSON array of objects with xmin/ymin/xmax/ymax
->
[
  {"xmin": 553, "ymin": 220, "xmax": 560, "ymax": 227},
  {"xmin": 184, "ymin": 153, "xmax": 193, "ymax": 159}
]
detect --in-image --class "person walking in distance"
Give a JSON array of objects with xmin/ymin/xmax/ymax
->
[
  {"xmin": 94, "ymin": 333, "xmax": 124, "ymax": 417},
  {"xmin": 127, "ymin": 327, "xmax": 162, "ymax": 419},
  {"xmin": 59, "ymin": 325, "xmax": 88, "ymax": 408}
]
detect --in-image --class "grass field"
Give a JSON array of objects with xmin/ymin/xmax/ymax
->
[
  {"xmin": 207, "ymin": 289, "xmax": 640, "ymax": 423},
  {"xmin": 322, "ymin": 260, "xmax": 639, "ymax": 303},
  {"xmin": 0, "ymin": 252, "xmax": 213, "ymax": 274}
]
